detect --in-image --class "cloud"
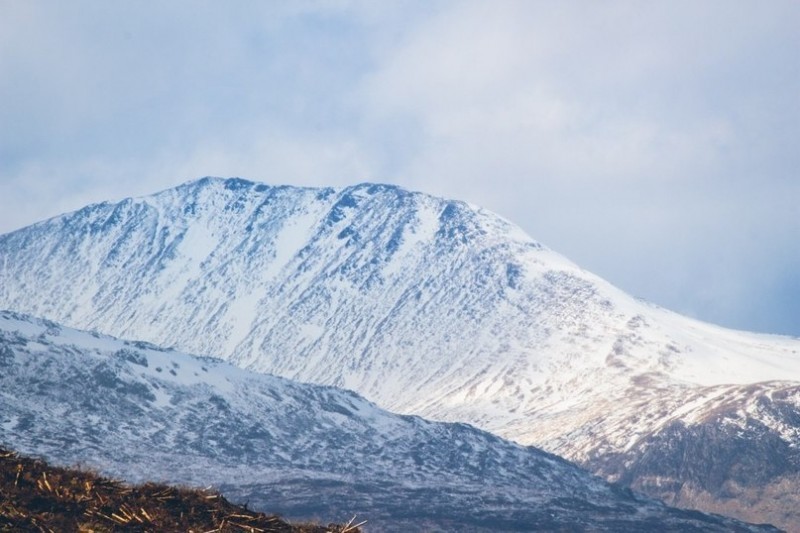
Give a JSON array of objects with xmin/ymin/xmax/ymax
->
[
  {"xmin": 0, "ymin": 0, "xmax": 382, "ymax": 228},
  {"xmin": 355, "ymin": 0, "xmax": 800, "ymax": 334},
  {"xmin": 1, "ymin": 0, "xmax": 798, "ymax": 335},
  {"xmin": 361, "ymin": 1, "xmax": 798, "ymax": 185}
]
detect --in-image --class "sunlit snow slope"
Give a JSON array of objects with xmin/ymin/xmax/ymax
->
[{"xmin": 2, "ymin": 177, "xmax": 799, "ymax": 527}]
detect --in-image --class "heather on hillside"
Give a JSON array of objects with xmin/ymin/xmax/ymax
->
[{"xmin": 0, "ymin": 447, "xmax": 362, "ymax": 532}]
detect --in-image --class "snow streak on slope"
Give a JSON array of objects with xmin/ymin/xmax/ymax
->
[
  {"xmin": 2, "ymin": 177, "xmax": 800, "ymax": 527},
  {"xmin": 0, "ymin": 310, "xmax": 770, "ymax": 532}
]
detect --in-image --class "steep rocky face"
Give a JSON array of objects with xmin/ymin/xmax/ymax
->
[
  {"xmin": 0, "ymin": 310, "xmax": 773, "ymax": 532},
  {"xmin": 1, "ymin": 176, "xmax": 799, "ymax": 528},
  {"xmin": 586, "ymin": 383, "xmax": 800, "ymax": 528}
]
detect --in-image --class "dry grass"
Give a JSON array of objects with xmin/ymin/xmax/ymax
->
[{"xmin": 0, "ymin": 448, "xmax": 363, "ymax": 532}]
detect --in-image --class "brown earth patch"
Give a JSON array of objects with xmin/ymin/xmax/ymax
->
[{"xmin": 0, "ymin": 447, "xmax": 362, "ymax": 532}]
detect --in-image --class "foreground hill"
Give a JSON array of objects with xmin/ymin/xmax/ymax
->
[
  {"xmin": 1, "ymin": 177, "xmax": 799, "ymax": 526},
  {"xmin": 0, "ymin": 447, "xmax": 358, "ymax": 532},
  {"xmin": 0, "ymin": 311, "xmax": 775, "ymax": 532}
]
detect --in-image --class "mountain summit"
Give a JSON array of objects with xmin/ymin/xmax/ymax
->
[{"xmin": 2, "ymin": 177, "xmax": 799, "ymax": 527}]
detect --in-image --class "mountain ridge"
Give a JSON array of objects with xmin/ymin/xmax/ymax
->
[{"xmin": 2, "ymin": 176, "xmax": 799, "ymax": 528}]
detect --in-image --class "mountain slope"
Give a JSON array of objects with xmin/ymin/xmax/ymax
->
[
  {"xmin": 2, "ymin": 177, "xmax": 799, "ymax": 527},
  {"xmin": 0, "ymin": 310, "xmax": 771, "ymax": 532}
]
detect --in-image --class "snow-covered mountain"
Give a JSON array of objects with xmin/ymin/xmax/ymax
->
[
  {"xmin": 1, "ymin": 310, "xmax": 770, "ymax": 532},
  {"xmin": 2, "ymin": 177, "xmax": 799, "ymax": 527}
]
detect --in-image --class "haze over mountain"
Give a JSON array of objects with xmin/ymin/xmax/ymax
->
[
  {"xmin": 3, "ymin": 310, "xmax": 773, "ymax": 532},
  {"xmin": 1, "ymin": 177, "xmax": 799, "ymax": 528}
]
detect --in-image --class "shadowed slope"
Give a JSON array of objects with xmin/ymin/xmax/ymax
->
[{"xmin": 0, "ymin": 311, "xmax": 778, "ymax": 532}]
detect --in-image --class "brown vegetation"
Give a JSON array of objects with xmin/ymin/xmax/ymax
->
[{"xmin": 0, "ymin": 447, "xmax": 363, "ymax": 533}]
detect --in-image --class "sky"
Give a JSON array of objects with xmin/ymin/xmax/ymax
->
[{"xmin": 1, "ymin": 0, "xmax": 798, "ymax": 337}]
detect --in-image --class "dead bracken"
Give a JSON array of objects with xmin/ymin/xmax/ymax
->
[{"xmin": 0, "ymin": 447, "xmax": 364, "ymax": 532}]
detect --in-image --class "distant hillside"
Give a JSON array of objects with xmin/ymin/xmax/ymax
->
[
  {"xmin": 0, "ymin": 310, "xmax": 778, "ymax": 532},
  {"xmin": 0, "ymin": 446, "xmax": 361, "ymax": 532}
]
